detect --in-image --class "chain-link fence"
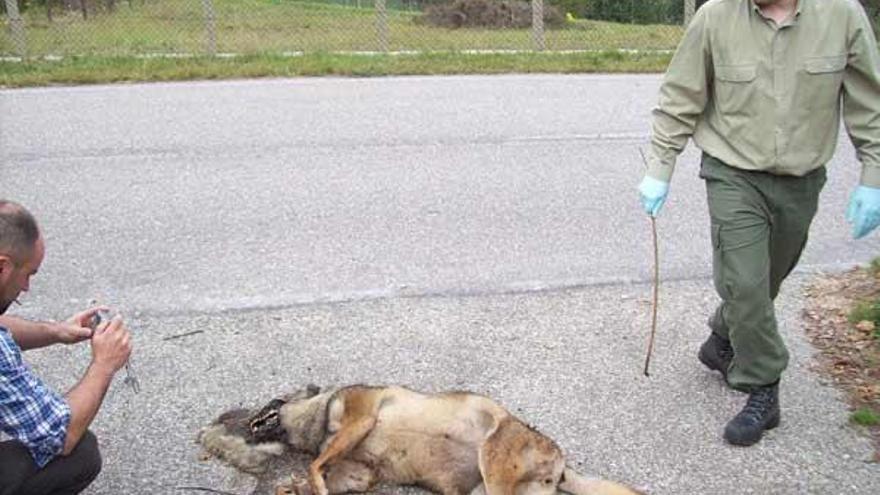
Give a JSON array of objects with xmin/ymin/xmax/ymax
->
[{"xmin": 1, "ymin": 0, "xmax": 697, "ymax": 59}]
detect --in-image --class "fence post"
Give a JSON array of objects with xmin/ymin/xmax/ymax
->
[
  {"xmin": 4, "ymin": 0, "xmax": 27, "ymax": 59},
  {"xmin": 684, "ymin": 0, "xmax": 696, "ymax": 25},
  {"xmin": 531, "ymin": 0, "xmax": 545, "ymax": 51},
  {"xmin": 375, "ymin": 0, "xmax": 389, "ymax": 52},
  {"xmin": 201, "ymin": 0, "xmax": 217, "ymax": 56}
]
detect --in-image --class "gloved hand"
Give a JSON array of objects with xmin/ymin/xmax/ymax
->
[
  {"xmin": 847, "ymin": 185, "xmax": 880, "ymax": 239},
  {"xmin": 638, "ymin": 176, "xmax": 670, "ymax": 217}
]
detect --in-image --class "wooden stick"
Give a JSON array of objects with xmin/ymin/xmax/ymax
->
[
  {"xmin": 638, "ymin": 148, "xmax": 660, "ymax": 377},
  {"xmin": 176, "ymin": 487, "xmax": 239, "ymax": 495},
  {"xmin": 644, "ymin": 215, "xmax": 660, "ymax": 376}
]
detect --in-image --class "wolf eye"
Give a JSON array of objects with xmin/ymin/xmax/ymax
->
[{"xmin": 543, "ymin": 479, "xmax": 553, "ymax": 485}]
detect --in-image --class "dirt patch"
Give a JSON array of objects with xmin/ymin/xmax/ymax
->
[{"xmin": 803, "ymin": 267, "xmax": 880, "ymax": 459}]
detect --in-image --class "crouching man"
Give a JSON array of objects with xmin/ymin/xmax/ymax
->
[{"xmin": 0, "ymin": 200, "xmax": 132, "ymax": 495}]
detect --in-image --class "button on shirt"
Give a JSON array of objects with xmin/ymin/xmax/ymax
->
[
  {"xmin": 0, "ymin": 326, "xmax": 70, "ymax": 468},
  {"xmin": 648, "ymin": 0, "xmax": 880, "ymax": 186}
]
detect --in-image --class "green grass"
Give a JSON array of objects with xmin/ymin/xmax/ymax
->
[
  {"xmin": 848, "ymin": 299, "xmax": 880, "ymax": 338},
  {"xmin": 0, "ymin": 0, "xmax": 682, "ymax": 57},
  {"xmin": 851, "ymin": 408, "xmax": 880, "ymax": 427},
  {"xmin": 849, "ymin": 299, "xmax": 880, "ymax": 324},
  {"xmin": 870, "ymin": 257, "xmax": 880, "ymax": 276},
  {"xmin": 0, "ymin": 1, "xmax": 680, "ymax": 86},
  {"xmin": 0, "ymin": 50, "xmax": 673, "ymax": 87}
]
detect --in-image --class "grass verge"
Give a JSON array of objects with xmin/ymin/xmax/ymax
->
[
  {"xmin": 0, "ymin": 51, "xmax": 672, "ymax": 88},
  {"xmin": 2, "ymin": 1, "xmax": 683, "ymax": 56}
]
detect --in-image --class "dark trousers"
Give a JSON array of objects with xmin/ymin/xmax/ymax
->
[
  {"xmin": 700, "ymin": 153, "xmax": 826, "ymax": 390},
  {"xmin": 0, "ymin": 431, "xmax": 101, "ymax": 495}
]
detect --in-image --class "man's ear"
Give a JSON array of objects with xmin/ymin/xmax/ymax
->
[{"xmin": 0, "ymin": 255, "xmax": 17, "ymax": 284}]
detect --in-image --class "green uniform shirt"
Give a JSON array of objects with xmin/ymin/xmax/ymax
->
[{"xmin": 648, "ymin": 0, "xmax": 880, "ymax": 187}]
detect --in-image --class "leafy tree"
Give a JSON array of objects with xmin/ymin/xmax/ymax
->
[
  {"xmin": 1, "ymin": 0, "xmax": 29, "ymax": 15},
  {"xmin": 860, "ymin": 0, "xmax": 880, "ymax": 32}
]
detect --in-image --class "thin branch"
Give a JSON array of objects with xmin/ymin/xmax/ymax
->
[
  {"xmin": 176, "ymin": 486, "xmax": 240, "ymax": 495},
  {"xmin": 162, "ymin": 330, "xmax": 205, "ymax": 341},
  {"xmin": 638, "ymin": 147, "xmax": 660, "ymax": 377}
]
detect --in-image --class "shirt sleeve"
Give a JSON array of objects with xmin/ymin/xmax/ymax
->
[
  {"xmin": 647, "ymin": 6, "xmax": 713, "ymax": 182},
  {"xmin": 0, "ymin": 329, "xmax": 70, "ymax": 468},
  {"xmin": 842, "ymin": 1, "xmax": 880, "ymax": 188}
]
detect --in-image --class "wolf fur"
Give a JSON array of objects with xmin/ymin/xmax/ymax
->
[{"xmin": 197, "ymin": 384, "xmax": 644, "ymax": 495}]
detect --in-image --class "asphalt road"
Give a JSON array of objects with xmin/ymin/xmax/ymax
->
[{"xmin": 2, "ymin": 75, "xmax": 879, "ymax": 494}]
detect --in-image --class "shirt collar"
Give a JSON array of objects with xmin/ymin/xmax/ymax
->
[{"xmin": 750, "ymin": 0, "xmax": 804, "ymax": 24}]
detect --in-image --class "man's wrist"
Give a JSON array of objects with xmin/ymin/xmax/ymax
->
[
  {"xmin": 44, "ymin": 321, "xmax": 62, "ymax": 344},
  {"xmin": 87, "ymin": 361, "xmax": 116, "ymax": 380},
  {"xmin": 646, "ymin": 146, "xmax": 676, "ymax": 182}
]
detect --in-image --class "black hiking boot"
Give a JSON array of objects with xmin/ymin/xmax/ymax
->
[
  {"xmin": 698, "ymin": 332, "xmax": 734, "ymax": 382},
  {"xmin": 723, "ymin": 382, "xmax": 781, "ymax": 446}
]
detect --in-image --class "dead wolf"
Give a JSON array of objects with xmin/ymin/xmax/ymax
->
[{"xmin": 197, "ymin": 384, "xmax": 644, "ymax": 495}]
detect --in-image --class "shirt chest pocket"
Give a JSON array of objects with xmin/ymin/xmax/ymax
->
[
  {"xmin": 800, "ymin": 55, "xmax": 846, "ymax": 111},
  {"xmin": 714, "ymin": 64, "xmax": 758, "ymax": 118}
]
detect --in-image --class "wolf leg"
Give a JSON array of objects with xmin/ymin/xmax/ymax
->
[
  {"xmin": 323, "ymin": 460, "xmax": 377, "ymax": 494},
  {"xmin": 273, "ymin": 476, "xmax": 311, "ymax": 495},
  {"xmin": 307, "ymin": 417, "xmax": 376, "ymax": 495},
  {"xmin": 558, "ymin": 468, "xmax": 644, "ymax": 495},
  {"xmin": 476, "ymin": 418, "xmax": 549, "ymax": 495}
]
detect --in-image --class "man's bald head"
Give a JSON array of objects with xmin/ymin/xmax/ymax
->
[{"xmin": 0, "ymin": 200, "xmax": 40, "ymax": 262}]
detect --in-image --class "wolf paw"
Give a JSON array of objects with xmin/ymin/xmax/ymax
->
[{"xmin": 276, "ymin": 476, "xmax": 312, "ymax": 495}]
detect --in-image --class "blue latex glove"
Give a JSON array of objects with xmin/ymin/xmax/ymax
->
[
  {"xmin": 638, "ymin": 176, "xmax": 670, "ymax": 217},
  {"xmin": 847, "ymin": 185, "xmax": 880, "ymax": 239}
]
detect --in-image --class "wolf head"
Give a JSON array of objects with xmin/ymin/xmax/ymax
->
[{"xmin": 197, "ymin": 384, "xmax": 328, "ymax": 474}]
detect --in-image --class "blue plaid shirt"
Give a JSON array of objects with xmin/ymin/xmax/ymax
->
[{"xmin": 0, "ymin": 325, "xmax": 70, "ymax": 468}]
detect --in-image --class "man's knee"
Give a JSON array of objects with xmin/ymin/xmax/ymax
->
[
  {"xmin": 14, "ymin": 431, "xmax": 103, "ymax": 495},
  {"xmin": 71, "ymin": 430, "xmax": 102, "ymax": 487}
]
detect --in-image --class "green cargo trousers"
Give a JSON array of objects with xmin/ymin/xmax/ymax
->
[{"xmin": 699, "ymin": 153, "xmax": 826, "ymax": 391}]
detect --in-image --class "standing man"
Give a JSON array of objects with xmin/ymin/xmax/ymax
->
[
  {"xmin": 638, "ymin": 0, "xmax": 880, "ymax": 446},
  {"xmin": 0, "ymin": 200, "xmax": 132, "ymax": 494}
]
